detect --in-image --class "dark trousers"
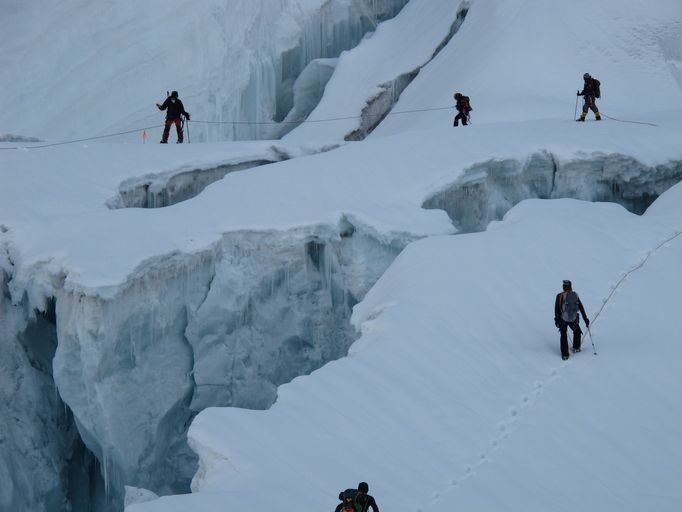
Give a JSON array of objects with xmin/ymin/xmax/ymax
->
[
  {"xmin": 559, "ymin": 319, "xmax": 582, "ymax": 357},
  {"xmin": 582, "ymin": 95, "xmax": 599, "ymax": 114},
  {"xmin": 162, "ymin": 118, "xmax": 183, "ymax": 143},
  {"xmin": 453, "ymin": 111, "xmax": 468, "ymax": 126}
]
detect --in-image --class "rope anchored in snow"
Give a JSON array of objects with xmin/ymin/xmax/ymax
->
[
  {"xmin": 1, "ymin": 103, "xmax": 662, "ymax": 151},
  {"xmin": 187, "ymin": 105, "xmax": 455, "ymax": 126},
  {"xmin": 0, "ymin": 125, "xmax": 165, "ymax": 151},
  {"xmin": 0, "ymin": 106, "xmax": 455, "ymax": 151},
  {"xmin": 599, "ymin": 113, "xmax": 659, "ymax": 127}
]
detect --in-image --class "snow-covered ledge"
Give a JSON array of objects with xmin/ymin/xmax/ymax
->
[{"xmin": 423, "ymin": 152, "xmax": 682, "ymax": 232}]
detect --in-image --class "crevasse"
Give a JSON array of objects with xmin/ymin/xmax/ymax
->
[
  {"xmin": 205, "ymin": 0, "xmax": 410, "ymax": 141},
  {"xmin": 49, "ymin": 221, "xmax": 407, "ymax": 511}
]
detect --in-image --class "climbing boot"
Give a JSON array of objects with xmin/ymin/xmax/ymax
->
[
  {"xmin": 595, "ymin": 112, "xmax": 602, "ymax": 121},
  {"xmin": 576, "ymin": 112, "xmax": 587, "ymax": 122}
]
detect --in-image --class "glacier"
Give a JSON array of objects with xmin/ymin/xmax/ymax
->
[
  {"xmin": 4, "ymin": 117, "xmax": 682, "ymax": 511},
  {"xmin": 423, "ymin": 151, "xmax": 682, "ymax": 233},
  {"xmin": 50, "ymin": 222, "xmax": 406, "ymax": 509},
  {"xmin": 0, "ymin": 0, "xmax": 410, "ymax": 143},
  {"xmin": 1, "ymin": 0, "xmax": 682, "ymax": 511}
]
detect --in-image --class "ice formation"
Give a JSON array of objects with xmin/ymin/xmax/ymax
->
[
  {"xmin": 285, "ymin": 0, "xmax": 469, "ymax": 144},
  {"xmin": 47, "ymin": 223, "xmax": 407, "ymax": 510},
  {"xmin": 0, "ymin": 0, "xmax": 409, "ymax": 143},
  {"xmin": 0, "ymin": 268, "xmax": 106, "ymax": 512},
  {"xmin": 1, "ymin": 1, "xmax": 682, "ymax": 512},
  {"xmin": 423, "ymin": 152, "xmax": 682, "ymax": 232}
]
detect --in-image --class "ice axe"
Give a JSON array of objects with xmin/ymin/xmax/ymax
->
[{"xmin": 155, "ymin": 91, "xmax": 170, "ymax": 109}]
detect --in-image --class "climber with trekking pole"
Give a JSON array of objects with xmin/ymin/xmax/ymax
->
[
  {"xmin": 554, "ymin": 280, "xmax": 590, "ymax": 360},
  {"xmin": 576, "ymin": 73, "xmax": 601, "ymax": 122},
  {"xmin": 156, "ymin": 90, "xmax": 190, "ymax": 143}
]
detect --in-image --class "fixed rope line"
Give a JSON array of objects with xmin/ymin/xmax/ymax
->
[
  {"xmin": 190, "ymin": 105, "xmax": 455, "ymax": 125},
  {"xmin": 600, "ymin": 113, "xmax": 659, "ymax": 127},
  {"xmin": 0, "ymin": 124, "xmax": 165, "ymax": 151},
  {"xmin": 5, "ymin": 105, "xmax": 659, "ymax": 150},
  {"xmin": 0, "ymin": 106, "xmax": 454, "ymax": 151}
]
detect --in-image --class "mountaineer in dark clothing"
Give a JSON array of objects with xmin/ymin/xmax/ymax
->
[
  {"xmin": 453, "ymin": 92, "xmax": 472, "ymax": 126},
  {"xmin": 577, "ymin": 73, "xmax": 601, "ymax": 121},
  {"xmin": 156, "ymin": 90, "xmax": 190, "ymax": 143},
  {"xmin": 334, "ymin": 482, "xmax": 380, "ymax": 512},
  {"xmin": 554, "ymin": 280, "xmax": 590, "ymax": 360}
]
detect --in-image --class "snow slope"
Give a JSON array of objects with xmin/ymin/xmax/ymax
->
[
  {"xmin": 4, "ymin": 116, "xmax": 682, "ymax": 295},
  {"xmin": 2, "ymin": 1, "xmax": 682, "ymax": 511},
  {"xmin": 284, "ymin": 0, "xmax": 465, "ymax": 143},
  {"xmin": 129, "ymin": 185, "xmax": 682, "ymax": 512},
  {"xmin": 374, "ymin": 0, "xmax": 682, "ymax": 136},
  {"xmin": 0, "ymin": 0, "xmax": 408, "ymax": 142},
  {"xmin": 286, "ymin": 0, "xmax": 682, "ymax": 143}
]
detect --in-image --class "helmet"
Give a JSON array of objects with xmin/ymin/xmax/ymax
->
[
  {"xmin": 583, "ymin": 73, "xmax": 590, "ymax": 79},
  {"xmin": 562, "ymin": 280, "xmax": 572, "ymax": 289},
  {"xmin": 171, "ymin": 90, "xmax": 179, "ymax": 98},
  {"xmin": 454, "ymin": 92, "xmax": 462, "ymax": 99},
  {"xmin": 358, "ymin": 482, "xmax": 369, "ymax": 493}
]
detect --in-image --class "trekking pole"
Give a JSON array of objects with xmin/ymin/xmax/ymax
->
[
  {"xmin": 574, "ymin": 90, "xmax": 579, "ymax": 120},
  {"xmin": 186, "ymin": 119, "xmax": 191, "ymax": 143},
  {"xmin": 586, "ymin": 325, "xmax": 597, "ymax": 355}
]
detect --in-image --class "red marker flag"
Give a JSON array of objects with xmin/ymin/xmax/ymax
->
[{"xmin": 142, "ymin": 129, "xmax": 149, "ymax": 144}]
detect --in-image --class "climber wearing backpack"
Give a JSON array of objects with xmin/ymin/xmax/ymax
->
[
  {"xmin": 453, "ymin": 92, "xmax": 472, "ymax": 126},
  {"xmin": 576, "ymin": 73, "xmax": 601, "ymax": 121},
  {"xmin": 156, "ymin": 90, "xmax": 190, "ymax": 143},
  {"xmin": 335, "ymin": 482, "xmax": 380, "ymax": 512},
  {"xmin": 554, "ymin": 280, "xmax": 590, "ymax": 360}
]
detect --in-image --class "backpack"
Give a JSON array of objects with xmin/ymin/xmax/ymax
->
[
  {"xmin": 340, "ymin": 489, "xmax": 361, "ymax": 512},
  {"xmin": 561, "ymin": 291, "xmax": 580, "ymax": 322},
  {"xmin": 460, "ymin": 95, "xmax": 472, "ymax": 112},
  {"xmin": 592, "ymin": 78, "xmax": 601, "ymax": 98},
  {"xmin": 355, "ymin": 493, "xmax": 370, "ymax": 512}
]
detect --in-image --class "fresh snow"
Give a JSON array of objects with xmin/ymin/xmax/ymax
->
[
  {"xmin": 129, "ymin": 188, "xmax": 682, "ymax": 512},
  {"xmin": 1, "ymin": 0, "xmax": 682, "ymax": 511}
]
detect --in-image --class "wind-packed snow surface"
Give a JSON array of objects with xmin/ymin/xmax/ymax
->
[{"xmin": 1, "ymin": 1, "xmax": 682, "ymax": 512}]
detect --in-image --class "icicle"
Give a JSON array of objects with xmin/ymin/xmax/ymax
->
[
  {"xmin": 324, "ymin": 244, "xmax": 333, "ymax": 289},
  {"xmin": 285, "ymin": 265, "xmax": 291, "ymax": 295},
  {"xmin": 102, "ymin": 451, "xmax": 110, "ymax": 502}
]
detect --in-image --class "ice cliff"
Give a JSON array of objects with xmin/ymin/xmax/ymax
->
[
  {"xmin": 1, "ymin": 219, "xmax": 410, "ymax": 511},
  {"xmin": 0, "ymin": 0, "xmax": 410, "ymax": 142},
  {"xmin": 2, "ymin": 0, "xmax": 682, "ymax": 511}
]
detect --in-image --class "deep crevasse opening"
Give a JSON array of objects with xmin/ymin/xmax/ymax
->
[
  {"xmin": 0, "ymin": 281, "xmax": 110, "ymax": 512},
  {"xmin": 48, "ymin": 221, "xmax": 407, "ymax": 511}
]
